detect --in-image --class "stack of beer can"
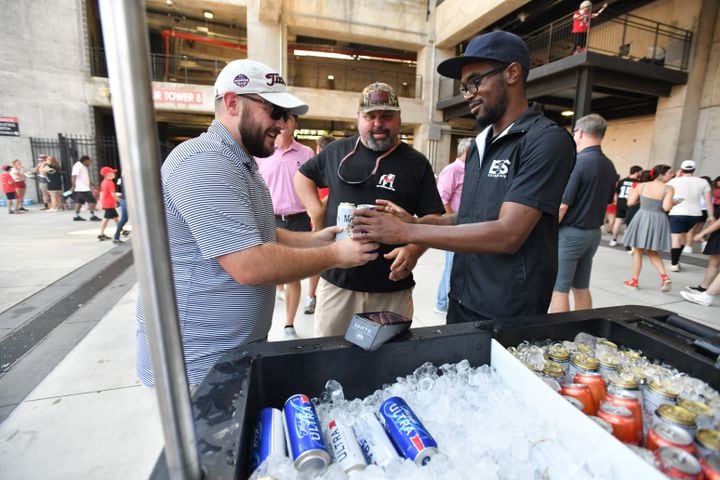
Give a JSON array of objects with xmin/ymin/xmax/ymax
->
[
  {"xmin": 510, "ymin": 333, "xmax": 720, "ymax": 479},
  {"xmin": 248, "ymin": 393, "xmax": 439, "ymax": 478}
]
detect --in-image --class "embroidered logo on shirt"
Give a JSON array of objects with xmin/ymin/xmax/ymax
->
[
  {"xmin": 487, "ymin": 159, "xmax": 511, "ymax": 178},
  {"xmin": 377, "ymin": 173, "xmax": 396, "ymax": 191}
]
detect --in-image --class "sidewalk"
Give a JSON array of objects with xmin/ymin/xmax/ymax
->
[{"xmin": 0, "ymin": 206, "xmax": 717, "ymax": 479}]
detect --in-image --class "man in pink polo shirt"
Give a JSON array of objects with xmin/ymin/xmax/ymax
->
[
  {"xmin": 257, "ymin": 113, "xmax": 315, "ymax": 339},
  {"xmin": 434, "ymin": 138, "xmax": 473, "ymax": 314}
]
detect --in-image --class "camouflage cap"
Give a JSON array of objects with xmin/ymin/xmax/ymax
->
[{"xmin": 358, "ymin": 82, "xmax": 400, "ymax": 113}]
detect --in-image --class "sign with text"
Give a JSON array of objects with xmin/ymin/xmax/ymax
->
[
  {"xmin": 0, "ymin": 116, "xmax": 20, "ymax": 136},
  {"xmin": 153, "ymin": 88, "xmax": 204, "ymax": 105}
]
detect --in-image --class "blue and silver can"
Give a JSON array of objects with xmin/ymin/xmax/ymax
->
[
  {"xmin": 352, "ymin": 411, "xmax": 399, "ymax": 468},
  {"xmin": 378, "ymin": 396, "xmax": 438, "ymax": 465},
  {"xmin": 283, "ymin": 394, "xmax": 330, "ymax": 475},
  {"xmin": 327, "ymin": 419, "xmax": 366, "ymax": 475},
  {"xmin": 248, "ymin": 407, "xmax": 286, "ymax": 474}
]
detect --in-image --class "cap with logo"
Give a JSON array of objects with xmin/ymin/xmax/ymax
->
[
  {"xmin": 358, "ymin": 82, "xmax": 401, "ymax": 113},
  {"xmin": 437, "ymin": 31, "xmax": 530, "ymax": 79},
  {"xmin": 213, "ymin": 59, "xmax": 309, "ymax": 116},
  {"xmin": 680, "ymin": 160, "xmax": 696, "ymax": 171},
  {"xmin": 100, "ymin": 166, "xmax": 117, "ymax": 177}
]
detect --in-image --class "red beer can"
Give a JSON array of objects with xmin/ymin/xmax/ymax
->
[
  {"xmin": 701, "ymin": 452, "xmax": 720, "ymax": 480},
  {"xmin": 560, "ymin": 383, "xmax": 594, "ymax": 415},
  {"xmin": 597, "ymin": 401, "xmax": 639, "ymax": 444},
  {"xmin": 574, "ymin": 371, "xmax": 606, "ymax": 415},
  {"xmin": 645, "ymin": 422, "xmax": 696, "ymax": 456},
  {"xmin": 656, "ymin": 446, "xmax": 703, "ymax": 479},
  {"xmin": 605, "ymin": 390, "xmax": 643, "ymax": 445}
]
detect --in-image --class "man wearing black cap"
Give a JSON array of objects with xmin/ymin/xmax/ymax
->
[{"xmin": 353, "ymin": 32, "xmax": 576, "ymax": 322}]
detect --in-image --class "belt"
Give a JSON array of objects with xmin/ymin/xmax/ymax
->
[{"xmin": 275, "ymin": 212, "xmax": 306, "ymax": 221}]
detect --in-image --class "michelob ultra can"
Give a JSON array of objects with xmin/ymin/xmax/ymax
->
[
  {"xmin": 326, "ymin": 419, "xmax": 366, "ymax": 475},
  {"xmin": 353, "ymin": 411, "xmax": 399, "ymax": 468},
  {"xmin": 378, "ymin": 396, "xmax": 439, "ymax": 466},
  {"xmin": 283, "ymin": 394, "xmax": 330, "ymax": 476},
  {"xmin": 335, "ymin": 202, "xmax": 356, "ymax": 241},
  {"xmin": 248, "ymin": 407, "xmax": 286, "ymax": 474}
]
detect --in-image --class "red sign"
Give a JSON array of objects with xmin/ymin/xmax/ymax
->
[
  {"xmin": 0, "ymin": 116, "xmax": 19, "ymax": 136},
  {"xmin": 153, "ymin": 89, "xmax": 204, "ymax": 105}
]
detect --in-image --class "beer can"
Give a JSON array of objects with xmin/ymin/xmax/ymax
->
[
  {"xmin": 379, "ymin": 396, "xmax": 439, "ymax": 466},
  {"xmin": 356, "ymin": 204, "xmax": 376, "ymax": 211},
  {"xmin": 646, "ymin": 422, "xmax": 696, "ymax": 455},
  {"xmin": 701, "ymin": 452, "xmax": 720, "ymax": 480},
  {"xmin": 695, "ymin": 429, "xmax": 720, "ymax": 458},
  {"xmin": 249, "ymin": 407, "xmax": 286, "ymax": 474},
  {"xmin": 656, "ymin": 446, "xmax": 703, "ymax": 479},
  {"xmin": 655, "ymin": 404, "xmax": 698, "ymax": 439},
  {"xmin": 335, "ymin": 202, "xmax": 356, "ymax": 241},
  {"xmin": 589, "ymin": 415, "xmax": 614, "ymax": 434},
  {"xmin": 567, "ymin": 353, "xmax": 599, "ymax": 384},
  {"xmin": 574, "ymin": 371, "xmax": 606, "ymax": 415},
  {"xmin": 678, "ymin": 398, "xmax": 715, "ymax": 431},
  {"xmin": 607, "ymin": 373, "xmax": 643, "ymax": 414},
  {"xmin": 597, "ymin": 401, "xmax": 640, "ymax": 444},
  {"xmin": 326, "ymin": 419, "xmax": 366, "ymax": 475},
  {"xmin": 352, "ymin": 411, "xmax": 399, "ymax": 468},
  {"xmin": 547, "ymin": 343, "xmax": 570, "ymax": 378},
  {"xmin": 606, "ymin": 390, "xmax": 643, "ymax": 445},
  {"xmin": 642, "ymin": 379, "xmax": 679, "ymax": 422},
  {"xmin": 542, "ymin": 360, "xmax": 565, "ymax": 382},
  {"xmin": 560, "ymin": 383, "xmax": 595, "ymax": 415},
  {"xmin": 597, "ymin": 355, "xmax": 619, "ymax": 382},
  {"xmin": 283, "ymin": 394, "xmax": 330, "ymax": 475}
]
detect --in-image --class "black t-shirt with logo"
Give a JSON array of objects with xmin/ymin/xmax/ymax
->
[
  {"xmin": 451, "ymin": 104, "xmax": 575, "ymax": 320},
  {"xmin": 615, "ymin": 176, "xmax": 635, "ymax": 211},
  {"xmin": 299, "ymin": 135, "xmax": 444, "ymax": 292}
]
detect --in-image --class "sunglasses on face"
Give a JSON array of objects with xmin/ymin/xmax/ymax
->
[{"xmin": 239, "ymin": 95, "xmax": 292, "ymax": 122}]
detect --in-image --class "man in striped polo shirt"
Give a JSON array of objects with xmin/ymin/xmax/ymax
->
[{"xmin": 136, "ymin": 60, "xmax": 378, "ymax": 387}]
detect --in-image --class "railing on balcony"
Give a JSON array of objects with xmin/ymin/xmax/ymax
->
[
  {"xmin": 524, "ymin": 12, "xmax": 692, "ymax": 71},
  {"xmin": 90, "ymin": 48, "xmax": 422, "ymax": 99}
]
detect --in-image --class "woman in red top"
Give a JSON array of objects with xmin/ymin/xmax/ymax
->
[
  {"xmin": 98, "ymin": 166, "xmax": 120, "ymax": 241},
  {"xmin": 572, "ymin": 1, "xmax": 608, "ymax": 53},
  {"xmin": 2, "ymin": 164, "xmax": 16, "ymax": 214},
  {"xmin": 10, "ymin": 159, "xmax": 28, "ymax": 212}
]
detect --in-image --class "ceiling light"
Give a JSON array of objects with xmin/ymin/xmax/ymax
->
[
  {"xmin": 327, "ymin": 75, "xmax": 335, "ymax": 80},
  {"xmin": 203, "ymin": 10, "xmax": 214, "ymax": 19},
  {"xmin": 561, "ymin": 110, "xmax": 574, "ymax": 117},
  {"xmin": 165, "ymin": 0, "xmax": 173, "ymax": 5},
  {"xmin": 197, "ymin": 25, "xmax": 209, "ymax": 33},
  {"xmin": 293, "ymin": 49, "xmax": 354, "ymax": 61}
]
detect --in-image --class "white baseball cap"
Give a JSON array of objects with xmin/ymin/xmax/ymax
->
[
  {"xmin": 214, "ymin": 59, "xmax": 309, "ymax": 115},
  {"xmin": 680, "ymin": 160, "xmax": 696, "ymax": 171}
]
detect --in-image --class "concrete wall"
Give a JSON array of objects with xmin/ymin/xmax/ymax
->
[
  {"xmin": 434, "ymin": 0, "xmax": 529, "ymax": 48},
  {"xmin": 0, "ymin": 0, "xmax": 92, "ymax": 184},
  {"xmin": 604, "ymin": 116, "xmax": 656, "ymax": 173}
]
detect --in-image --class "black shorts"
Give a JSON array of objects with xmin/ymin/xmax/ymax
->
[
  {"xmin": 615, "ymin": 206, "xmax": 628, "ymax": 219},
  {"xmin": 103, "ymin": 208, "xmax": 119, "ymax": 219},
  {"xmin": 74, "ymin": 191, "xmax": 96, "ymax": 205},
  {"xmin": 5, "ymin": 192, "xmax": 16, "ymax": 200},
  {"xmin": 274, "ymin": 212, "xmax": 311, "ymax": 232}
]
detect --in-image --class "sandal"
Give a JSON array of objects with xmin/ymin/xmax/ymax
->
[
  {"xmin": 660, "ymin": 275, "xmax": 672, "ymax": 293},
  {"xmin": 623, "ymin": 278, "xmax": 639, "ymax": 290},
  {"xmin": 97, "ymin": 234, "xmax": 110, "ymax": 241}
]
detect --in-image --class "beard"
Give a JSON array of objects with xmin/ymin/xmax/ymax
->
[
  {"xmin": 474, "ymin": 79, "xmax": 509, "ymax": 131},
  {"xmin": 239, "ymin": 110, "xmax": 276, "ymax": 158},
  {"xmin": 364, "ymin": 128, "xmax": 397, "ymax": 152}
]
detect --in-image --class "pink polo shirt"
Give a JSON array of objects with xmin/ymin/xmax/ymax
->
[
  {"xmin": 436, "ymin": 159, "xmax": 465, "ymax": 213},
  {"xmin": 257, "ymin": 138, "xmax": 315, "ymax": 215}
]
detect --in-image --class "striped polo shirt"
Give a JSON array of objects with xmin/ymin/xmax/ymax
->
[{"xmin": 136, "ymin": 120, "xmax": 276, "ymax": 386}]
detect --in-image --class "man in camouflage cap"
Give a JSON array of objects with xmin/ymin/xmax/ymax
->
[{"xmin": 295, "ymin": 82, "xmax": 444, "ymax": 337}]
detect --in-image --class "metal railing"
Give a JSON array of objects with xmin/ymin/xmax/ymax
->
[
  {"xmin": 91, "ymin": 47, "xmax": 422, "ymax": 98},
  {"xmin": 524, "ymin": 11, "xmax": 692, "ymax": 71}
]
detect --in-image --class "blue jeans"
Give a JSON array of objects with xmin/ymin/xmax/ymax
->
[
  {"xmin": 435, "ymin": 250, "xmax": 453, "ymax": 312},
  {"xmin": 113, "ymin": 198, "xmax": 128, "ymax": 240}
]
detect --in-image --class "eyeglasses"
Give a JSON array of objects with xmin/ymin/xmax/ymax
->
[
  {"xmin": 238, "ymin": 95, "xmax": 292, "ymax": 122},
  {"xmin": 337, "ymin": 137, "xmax": 400, "ymax": 185},
  {"xmin": 459, "ymin": 64, "xmax": 509, "ymax": 96}
]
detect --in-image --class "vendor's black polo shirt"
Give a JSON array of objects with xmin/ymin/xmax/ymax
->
[
  {"xmin": 299, "ymin": 136, "xmax": 444, "ymax": 293},
  {"xmin": 450, "ymin": 104, "xmax": 575, "ymax": 320}
]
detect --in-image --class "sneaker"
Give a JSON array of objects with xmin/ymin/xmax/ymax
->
[
  {"xmin": 609, "ymin": 239, "xmax": 618, "ymax": 247},
  {"xmin": 623, "ymin": 278, "xmax": 639, "ymax": 290},
  {"xmin": 303, "ymin": 296, "xmax": 316, "ymax": 314},
  {"xmin": 19, "ymin": 207, "xmax": 29, "ymax": 212},
  {"xmin": 39, "ymin": 207, "xmax": 49, "ymax": 211},
  {"xmin": 669, "ymin": 264, "xmax": 680, "ymax": 272},
  {"xmin": 283, "ymin": 326, "xmax": 299, "ymax": 340},
  {"xmin": 89, "ymin": 215, "xmax": 102, "ymax": 222},
  {"xmin": 680, "ymin": 290, "xmax": 713, "ymax": 307},
  {"xmin": 685, "ymin": 285, "xmax": 707, "ymax": 293},
  {"xmin": 112, "ymin": 238, "xmax": 123, "ymax": 244},
  {"xmin": 433, "ymin": 306, "xmax": 448, "ymax": 315},
  {"xmin": 660, "ymin": 275, "xmax": 672, "ymax": 293},
  {"xmin": 682, "ymin": 246, "xmax": 693, "ymax": 254},
  {"xmin": 121, "ymin": 230, "xmax": 131, "ymax": 236},
  {"xmin": 276, "ymin": 288, "xmax": 285, "ymax": 302},
  {"xmin": 98, "ymin": 234, "xmax": 110, "ymax": 241},
  {"xmin": 73, "ymin": 215, "xmax": 86, "ymax": 221}
]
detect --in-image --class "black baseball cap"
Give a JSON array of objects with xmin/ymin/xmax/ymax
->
[{"xmin": 437, "ymin": 31, "xmax": 530, "ymax": 79}]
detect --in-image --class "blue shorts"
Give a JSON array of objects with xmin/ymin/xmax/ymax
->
[
  {"xmin": 669, "ymin": 215, "xmax": 702, "ymax": 234},
  {"xmin": 554, "ymin": 227, "xmax": 602, "ymax": 292}
]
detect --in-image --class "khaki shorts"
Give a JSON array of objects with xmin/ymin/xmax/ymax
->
[{"xmin": 313, "ymin": 278, "xmax": 413, "ymax": 337}]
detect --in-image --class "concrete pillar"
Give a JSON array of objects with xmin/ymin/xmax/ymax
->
[
  {"xmin": 648, "ymin": 0, "xmax": 716, "ymax": 169},
  {"xmin": 246, "ymin": 0, "xmax": 285, "ymax": 73}
]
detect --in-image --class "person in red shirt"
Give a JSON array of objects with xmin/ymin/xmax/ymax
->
[
  {"xmin": 98, "ymin": 166, "xmax": 119, "ymax": 241},
  {"xmin": 572, "ymin": 1, "xmax": 608, "ymax": 53},
  {"xmin": 2, "ymin": 165, "xmax": 16, "ymax": 214}
]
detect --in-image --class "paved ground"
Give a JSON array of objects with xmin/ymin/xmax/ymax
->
[{"xmin": 0, "ymin": 205, "xmax": 717, "ymax": 479}]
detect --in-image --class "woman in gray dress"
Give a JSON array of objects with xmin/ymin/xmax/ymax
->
[{"xmin": 622, "ymin": 164, "xmax": 676, "ymax": 291}]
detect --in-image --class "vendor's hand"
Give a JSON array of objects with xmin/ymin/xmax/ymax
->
[
  {"xmin": 312, "ymin": 225, "xmax": 342, "ymax": 246},
  {"xmin": 373, "ymin": 199, "xmax": 416, "ymax": 224},
  {"xmin": 386, "ymin": 245, "xmax": 420, "ymax": 281},
  {"xmin": 351, "ymin": 208, "xmax": 410, "ymax": 245},
  {"xmin": 332, "ymin": 238, "xmax": 379, "ymax": 268}
]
